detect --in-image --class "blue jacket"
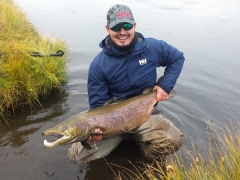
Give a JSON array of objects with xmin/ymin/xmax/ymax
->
[{"xmin": 88, "ymin": 32, "xmax": 185, "ymax": 109}]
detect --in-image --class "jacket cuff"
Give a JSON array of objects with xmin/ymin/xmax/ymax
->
[{"xmin": 156, "ymin": 83, "xmax": 171, "ymax": 94}]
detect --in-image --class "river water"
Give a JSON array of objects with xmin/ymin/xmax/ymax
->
[{"xmin": 1, "ymin": 0, "xmax": 240, "ymax": 179}]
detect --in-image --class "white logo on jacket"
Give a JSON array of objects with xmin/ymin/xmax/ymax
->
[{"xmin": 139, "ymin": 58, "xmax": 147, "ymax": 66}]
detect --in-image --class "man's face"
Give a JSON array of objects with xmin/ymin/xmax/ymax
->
[{"xmin": 106, "ymin": 23, "xmax": 136, "ymax": 47}]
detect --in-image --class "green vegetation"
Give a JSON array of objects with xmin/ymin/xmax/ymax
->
[
  {"xmin": 163, "ymin": 123, "xmax": 240, "ymax": 180},
  {"xmin": 114, "ymin": 121, "xmax": 240, "ymax": 180},
  {"xmin": 0, "ymin": 0, "xmax": 67, "ymax": 123}
]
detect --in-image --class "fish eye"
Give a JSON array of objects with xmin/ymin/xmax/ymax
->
[{"xmin": 60, "ymin": 126, "xmax": 68, "ymax": 131}]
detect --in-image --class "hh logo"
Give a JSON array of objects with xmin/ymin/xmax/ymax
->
[{"xmin": 139, "ymin": 58, "xmax": 147, "ymax": 66}]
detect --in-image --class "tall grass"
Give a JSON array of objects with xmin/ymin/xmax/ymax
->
[
  {"xmin": 0, "ymin": 0, "xmax": 67, "ymax": 123},
  {"xmin": 115, "ymin": 121, "xmax": 240, "ymax": 180}
]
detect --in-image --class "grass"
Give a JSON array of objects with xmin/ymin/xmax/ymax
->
[
  {"xmin": 110, "ymin": 120, "xmax": 240, "ymax": 180},
  {"xmin": 0, "ymin": 0, "xmax": 67, "ymax": 123}
]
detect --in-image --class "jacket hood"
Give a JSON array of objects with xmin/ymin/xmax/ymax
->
[{"xmin": 99, "ymin": 32, "xmax": 146, "ymax": 55}]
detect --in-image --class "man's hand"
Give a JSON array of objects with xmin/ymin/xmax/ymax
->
[
  {"xmin": 87, "ymin": 128, "xmax": 102, "ymax": 143},
  {"xmin": 152, "ymin": 85, "xmax": 169, "ymax": 102}
]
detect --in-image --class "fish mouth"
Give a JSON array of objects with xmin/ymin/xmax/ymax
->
[{"xmin": 42, "ymin": 132, "xmax": 70, "ymax": 148}]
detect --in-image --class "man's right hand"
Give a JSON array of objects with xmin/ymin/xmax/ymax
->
[
  {"xmin": 152, "ymin": 85, "xmax": 169, "ymax": 102},
  {"xmin": 87, "ymin": 128, "xmax": 102, "ymax": 143}
]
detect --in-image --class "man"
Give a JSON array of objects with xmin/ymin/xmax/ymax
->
[{"xmin": 69, "ymin": 4, "xmax": 184, "ymax": 164}]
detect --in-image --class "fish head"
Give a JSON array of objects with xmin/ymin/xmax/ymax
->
[{"xmin": 42, "ymin": 115, "xmax": 90, "ymax": 148}]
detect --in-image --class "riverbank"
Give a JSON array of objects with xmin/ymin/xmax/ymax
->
[
  {"xmin": 0, "ymin": 0, "xmax": 67, "ymax": 123},
  {"xmin": 120, "ymin": 121, "xmax": 240, "ymax": 180}
]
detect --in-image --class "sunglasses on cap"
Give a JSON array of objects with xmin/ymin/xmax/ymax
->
[{"xmin": 110, "ymin": 23, "xmax": 133, "ymax": 32}]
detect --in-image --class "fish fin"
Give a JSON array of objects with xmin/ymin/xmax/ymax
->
[
  {"xmin": 81, "ymin": 140, "xmax": 91, "ymax": 150},
  {"xmin": 68, "ymin": 136, "xmax": 123, "ymax": 163},
  {"xmin": 151, "ymin": 108, "xmax": 163, "ymax": 115},
  {"xmin": 169, "ymin": 89, "xmax": 177, "ymax": 97},
  {"xmin": 104, "ymin": 97, "xmax": 119, "ymax": 105},
  {"xmin": 142, "ymin": 88, "xmax": 152, "ymax": 94}
]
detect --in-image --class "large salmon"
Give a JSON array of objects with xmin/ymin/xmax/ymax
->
[{"xmin": 42, "ymin": 89, "xmax": 175, "ymax": 149}]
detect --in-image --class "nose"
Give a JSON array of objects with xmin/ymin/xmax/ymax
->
[{"xmin": 118, "ymin": 27, "xmax": 127, "ymax": 34}]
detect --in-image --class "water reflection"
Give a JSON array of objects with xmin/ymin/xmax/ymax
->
[
  {"xmin": 0, "ymin": 89, "xmax": 69, "ymax": 148},
  {"xmin": 1, "ymin": 127, "xmax": 39, "ymax": 147}
]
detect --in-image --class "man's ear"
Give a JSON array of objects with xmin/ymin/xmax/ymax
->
[
  {"xmin": 105, "ymin": 25, "xmax": 110, "ymax": 34},
  {"xmin": 133, "ymin": 22, "xmax": 137, "ymax": 30}
]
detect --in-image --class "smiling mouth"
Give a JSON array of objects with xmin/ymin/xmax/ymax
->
[{"xmin": 117, "ymin": 36, "xmax": 128, "ymax": 40}]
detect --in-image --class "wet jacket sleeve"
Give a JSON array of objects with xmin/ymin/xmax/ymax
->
[
  {"xmin": 88, "ymin": 62, "xmax": 111, "ymax": 109},
  {"xmin": 156, "ymin": 40, "xmax": 185, "ymax": 94}
]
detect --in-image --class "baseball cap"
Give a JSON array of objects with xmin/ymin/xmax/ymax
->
[{"xmin": 107, "ymin": 4, "xmax": 135, "ymax": 28}]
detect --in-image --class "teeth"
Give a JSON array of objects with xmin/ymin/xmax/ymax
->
[
  {"xmin": 117, "ymin": 36, "xmax": 127, "ymax": 40},
  {"xmin": 44, "ymin": 139, "xmax": 53, "ymax": 148},
  {"xmin": 43, "ymin": 135, "xmax": 70, "ymax": 148}
]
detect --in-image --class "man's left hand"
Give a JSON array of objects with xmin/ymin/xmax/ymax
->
[{"xmin": 152, "ymin": 85, "xmax": 169, "ymax": 102}]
